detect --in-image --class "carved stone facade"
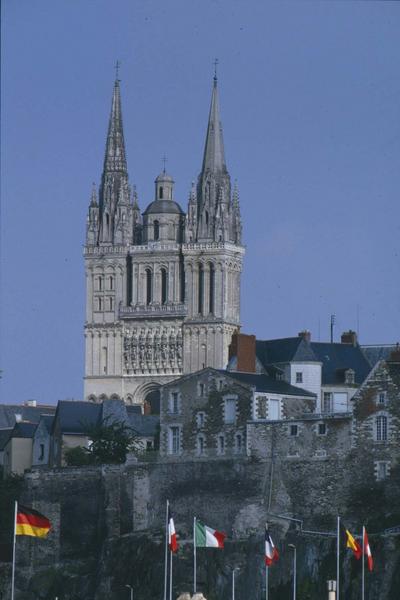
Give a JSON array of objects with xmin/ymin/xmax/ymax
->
[{"xmin": 84, "ymin": 75, "xmax": 244, "ymax": 406}]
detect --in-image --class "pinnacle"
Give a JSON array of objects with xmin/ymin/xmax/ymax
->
[{"xmin": 201, "ymin": 76, "xmax": 227, "ymax": 175}]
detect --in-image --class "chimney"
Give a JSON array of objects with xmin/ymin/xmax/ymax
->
[
  {"xmin": 229, "ymin": 332, "xmax": 256, "ymax": 373},
  {"xmin": 389, "ymin": 343, "xmax": 400, "ymax": 363},
  {"xmin": 298, "ymin": 330, "xmax": 311, "ymax": 343},
  {"xmin": 341, "ymin": 330, "xmax": 358, "ymax": 346}
]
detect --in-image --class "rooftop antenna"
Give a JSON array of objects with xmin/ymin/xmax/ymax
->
[{"xmin": 330, "ymin": 314, "xmax": 336, "ymax": 344}]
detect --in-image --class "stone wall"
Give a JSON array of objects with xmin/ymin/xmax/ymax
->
[{"xmin": 1, "ymin": 447, "xmax": 400, "ymax": 600}]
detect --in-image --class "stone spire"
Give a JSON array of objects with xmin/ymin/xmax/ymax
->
[
  {"xmin": 192, "ymin": 74, "xmax": 234, "ymax": 243},
  {"xmin": 103, "ymin": 78, "xmax": 127, "ymax": 175},
  {"xmin": 201, "ymin": 75, "xmax": 227, "ymax": 176},
  {"xmin": 95, "ymin": 76, "xmax": 135, "ymax": 245}
]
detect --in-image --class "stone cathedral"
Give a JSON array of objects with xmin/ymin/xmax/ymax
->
[{"xmin": 84, "ymin": 74, "xmax": 244, "ymax": 407}]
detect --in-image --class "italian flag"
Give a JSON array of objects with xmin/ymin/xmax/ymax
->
[{"xmin": 195, "ymin": 520, "xmax": 226, "ymax": 548}]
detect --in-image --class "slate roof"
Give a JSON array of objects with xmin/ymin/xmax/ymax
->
[
  {"xmin": 128, "ymin": 414, "xmax": 159, "ymax": 437},
  {"xmin": 0, "ymin": 429, "xmax": 13, "ymax": 450},
  {"xmin": 11, "ymin": 422, "xmax": 37, "ymax": 439},
  {"xmin": 0, "ymin": 404, "xmax": 56, "ymax": 429},
  {"xmin": 219, "ymin": 370, "xmax": 316, "ymax": 398},
  {"xmin": 311, "ymin": 342, "xmax": 372, "ymax": 385},
  {"xmin": 143, "ymin": 198, "xmax": 184, "ymax": 215},
  {"xmin": 361, "ymin": 345, "xmax": 398, "ymax": 367},
  {"xmin": 38, "ymin": 415, "xmax": 55, "ymax": 434},
  {"xmin": 255, "ymin": 337, "xmax": 372, "ymax": 386},
  {"xmin": 55, "ymin": 401, "xmax": 102, "ymax": 434}
]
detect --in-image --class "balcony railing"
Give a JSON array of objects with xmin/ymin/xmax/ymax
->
[{"xmin": 119, "ymin": 302, "xmax": 187, "ymax": 319}]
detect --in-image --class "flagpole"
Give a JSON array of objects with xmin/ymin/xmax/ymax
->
[
  {"xmin": 362, "ymin": 526, "xmax": 365, "ymax": 600},
  {"xmin": 164, "ymin": 500, "xmax": 169, "ymax": 600},
  {"xmin": 11, "ymin": 500, "xmax": 17, "ymax": 600},
  {"xmin": 169, "ymin": 550, "xmax": 173, "ymax": 600},
  {"xmin": 193, "ymin": 516, "xmax": 197, "ymax": 595},
  {"xmin": 265, "ymin": 565, "xmax": 269, "ymax": 600},
  {"xmin": 336, "ymin": 515, "xmax": 340, "ymax": 600}
]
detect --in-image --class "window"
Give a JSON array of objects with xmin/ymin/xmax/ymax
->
[
  {"xmin": 218, "ymin": 379, "xmax": 224, "ymax": 391},
  {"xmin": 196, "ymin": 412, "xmax": 205, "ymax": 428},
  {"xmin": 318, "ymin": 423, "xmax": 327, "ymax": 436},
  {"xmin": 268, "ymin": 399, "xmax": 281, "ymax": 420},
  {"xmin": 159, "ymin": 187, "xmax": 163, "ymax": 200},
  {"xmin": 97, "ymin": 297, "xmax": 103, "ymax": 311},
  {"xmin": 39, "ymin": 444, "xmax": 45, "ymax": 461},
  {"xmin": 169, "ymin": 427, "xmax": 180, "ymax": 455},
  {"xmin": 197, "ymin": 435, "xmax": 205, "ymax": 455},
  {"xmin": 198, "ymin": 264, "xmax": 204, "ymax": 314},
  {"xmin": 96, "ymin": 276, "xmax": 103, "ymax": 291},
  {"xmin": 209, "ymin": 263, "xmax": 215, "ymax": 314},
  {"xmin": 224, "ymin": 398, "xmax": 237, "ymax": 423},
  {"xmin": 376, "ymin": 415, "xmax": 388, "ymax": 442},
  {"xmin": 109, "ymin": 297, "xmax": 114, "ymax": 311},
  {"xmin": 217, "ymin": 435, "xmax": 225, "ymax": 455},
  {"xmin": 102, "ymin": 347, "xmax": 108, "ymax": 374},
  {"xmin": 323, "ymin": 392, "xmax": 332, "ymax": 413},
  {"xmin": 169, "ymin": 392, "xmax": 179, "ymax": 414},
  {"xmin": 145, "ymin": 269, "xmax": 152, "ymax": 305},
  {"xmin": 345, "ymin": 369, "xmax": 355, "ymax": 385},
  {"xmin": 235, "ymin": 433, "xmax": 243, "ymax": 454},
  {"xmin": 161, "ymin": 268, "xmax": 168, "ymax": 304},
  {"xmin": 378, "ymin": 392, "xmax": 386, "ymax": 405},
  {"xmin": 108, "ymin": 276, "xmax": 114, "ymax": 290},
  {"xmin": 290, "ymin": 424, "xmax": 298, "ymax": 437},
  {"xmin": 375, "ymin": 461, "xmax": 390, "ymax": 481},
  {"xmin": 296, "ymin": 372, "xmax": 303, "ymax": 384},
  {"xmin": 154, "ymin": 220, "xmax": 160, "ymax": 240},
  {"xmin": 199, "ymin": 383, "xmax": 205, "ymax": 397},
  {"xmin": 146, "ymin": 441, "xmax": 153, "ymax": 451}
]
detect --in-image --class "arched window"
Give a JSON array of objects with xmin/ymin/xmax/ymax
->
[
  {"xmin": 235, "ymin": 433, "xmax": 243, "ymax": 454},
  {"xmin": 145, "ymin": 269, "xmax": 152, "ymax": 305},
  {"xmin": 205, "ymin": 211, "xmax": 209, "ymax": 226},
  {"xmin": 154, "ymin": 220, "xmax": 160, "ymax": 241},
  {"xmin": 159, "ymin": 186, "xmax": 163, "ymax": 199},
  {"xmin": 97, "ymin": 276, "xmax": 103, "ymax": 291},
  {"xmin": 198, "ymin": 264, "xmax": 204, "ymax": 314},
  {"xmin": 209, "ymin": 263, "xmax": 215, "ymax": 314},
  {"xmin": 161, "ymin": 268, "xmax": 168, "ymax": 304},
  {"xmin": 97, "ymin": 297, "xmax": 103, "ymax": 311},
  {"xmin": 108, "ymin": 275, "xmax": 114, "ymax": 290},
  {"xmin": 376, "ymin": 415, "xmax": 388, "ymax": 441},
  {"xmin": 109, "ymin": 297, "xmax": 114, "ymax": 311}
]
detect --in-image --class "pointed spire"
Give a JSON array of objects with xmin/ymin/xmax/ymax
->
[
  {"xmin": 201, "ymin": 75, "xmax": 227, "ymax": 175},
  {"xmin": 103, "ymin": 78, "xmax": 127, "ymax": 174},
  {"xmin": 90, "ymin": 182, "xmax": 98, "ymax": 206}
]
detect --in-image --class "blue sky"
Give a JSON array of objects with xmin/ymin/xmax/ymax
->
[{"xmin": 1, "ymin": 0, "xmax": 399, "ymax": 404}]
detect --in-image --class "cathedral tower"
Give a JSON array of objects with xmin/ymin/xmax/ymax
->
[{"xmin": 84, "ymin": 74, "xmax": 244, "ymax": 407}]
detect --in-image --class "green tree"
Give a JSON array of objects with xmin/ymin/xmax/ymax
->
[{"xmin": 64, "ymin": 417, "xmax": 139, "ymax": 466}]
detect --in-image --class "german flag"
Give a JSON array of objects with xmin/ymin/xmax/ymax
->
[{"xmin": 16, "ymin": 505, "xmax": 51, "ymax": 538}]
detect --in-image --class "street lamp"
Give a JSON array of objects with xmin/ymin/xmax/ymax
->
[
  {"xmin": 232, "ymin": 567, "xmax": 240, "ymax": 600},
  {"xmin": 288, "ymin": 544, "xmax": 297, "ymax": 600},
  {"xmin": 125, "ymin": 584, "xmax": 133, "ymax": 600}
]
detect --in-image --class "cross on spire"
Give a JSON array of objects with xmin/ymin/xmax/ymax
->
[
  {"xmin": 115, "ymin": 60, "xmax": 121, "ymax": 81},
  {"xmin": 162, "ymin": 154, "xmax": 168, "ymax": 173},
  {"xmin": 213, "ymin": 58, "xmax": 219, "ymax": 80}
]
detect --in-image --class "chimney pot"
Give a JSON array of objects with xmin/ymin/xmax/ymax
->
[
  {"xmin": 298, "ymin": 330, "xmax": 311, "ymax": 342},
  {"xmin": 341, "ymin": 330, "xmax": 358, "ymax": 346}
]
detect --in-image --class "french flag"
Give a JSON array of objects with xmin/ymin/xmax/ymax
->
[
  {"xmin": 168, "ymin": 510, "xmax": 179, "ymax": 553},
  {"xmin": 363, "ymin": 527, "xmax": 373, "ymax": 572},
  {"xmin": 265, "ymin": 526, "xmax": 279, "ymax": 566}
]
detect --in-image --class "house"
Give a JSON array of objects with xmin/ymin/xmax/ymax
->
[
  {"xmin": 32, "ymin": 414, "xmax": 55, "ymax": 468},
  {"xmin": 351, "ymin": 346, "xmax": 400, "ymax": 481},
  {"xmin": 0, "ymin": 428, "xmax": 13, "ymax": 470},
  {"xmin": 128, "ymin": 413, "xmax": 160, "ymax": 451},
  {"xmin": 159, "ymin": 366, "xmax": 316, "ymax": 459},
  {"xmin": 229, "ymin": 331, "xmax": 372, "ymax": 413},
  {"xmin": 2, "ymin": 422, "xmax": 37, "ymax": 477},
  {"xmin": 50, "ymin": 399, "xmax": 144, "ymax": 467}
]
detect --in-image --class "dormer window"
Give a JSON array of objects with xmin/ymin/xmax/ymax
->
[
  {"xmin": 296, "ymin": 372, "xmax": 303, "ymax": 384},
  {"xmin": 345, "ymin": 369, "xmax": 355, "ymax": 385}
]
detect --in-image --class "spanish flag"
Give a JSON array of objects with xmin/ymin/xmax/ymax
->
[
  {"xmin": 345, "ymin": 528, "xmax": 362, "ymax": 560},
  {"xmin": 16, "ymin": 505, "xmax": 51, "ymax": 538}
]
